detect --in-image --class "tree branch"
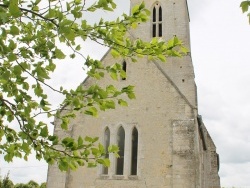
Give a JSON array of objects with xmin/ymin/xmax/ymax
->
[{"xmin": 0, "ymin": 4, "xmax": 59, "ymax": 27}]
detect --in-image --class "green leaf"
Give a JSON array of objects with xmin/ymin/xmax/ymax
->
[
  {"xmin": 4, "ymin": 154, "xmax": 13, "ymax": 162},
  {"xmin": 158, "ymin": 54, "xmax": 166, "ymax": 62},
  {"xmin": 59, "ymin": 160, "xmax": 68, "ymax": 171},
  {"xmin": 128, "ymin": 92, "xmax": 136, "ymax": 99},
  {"xmin": 22, "ymin": 82, "xmax": 29, "ymax": 90},
  {"xmin": 118, "ymin": 99, "xmax": 128, "ymax": 106},
  {"xmin": 13, "ymin": 65, "xmax": 22, "ymax": 75},
  {"xmin": 105, "ymin": 100, "xmax": 115, "ymax": 109},
  {"xmin": 132, "ymin": 4, "xmax": 140, "ymax": 15},
  {"xmin": 55, "ymin": 49, "xmax": 66, "ymax": 59},
  {"xmin": 110, "ymin": 72, "xmax": 118, "ymax": 80},
  {"xmin": 10, "ymin": 25, "xmax": 19, "ymax": 35},
  {"xmin": 85, "ymin": 136, "xmax": 93, "ymax": 142},
  {"xmin": 75, "ymin": 45, "xmax": 81, "ymax": 51},
  {"xmin": 111, "ymin": 49, "xmax": 120, "ymax": 58},
  {"xmin": 103, "ymin": 158, "xmax": 110, "ymax": 167},
  {"xmin": 34, "ymin": 84, "xmax": 43, "ymax": 96},
  {"xmin": 8, "ymin": 39, "xmax": 16, "ymax": 50},
  {"xmin": 85, "ymin": 107, "xmax": 98, "ymax": 117},
  {"xmin": 77, "ymin": 136, "xmax": 83, "ymax": 146},
  {"xmin": 40, "ymin": 126, "xmax": 48, "ymax": 137},
  {"xmin": 132, "ymin": 22, "xmax": 138, "ymax": 29},
  {"xmin": 9, "ymin": 0, "xmax": 21, "ymax": 18},
  {"xmin": 37, "ymin": 67, "xmax": 50, "ymax": 79},
  {"xmin": 21, "ymin": 142, "xmax": 30, "ymax": 152},
  {"xmin": 240, "ymin": 1, "xmax": 250, "ymax": 13},
  {"xmin": 8, "ymin": 53, "xmax": 17, "ymax": 62}
]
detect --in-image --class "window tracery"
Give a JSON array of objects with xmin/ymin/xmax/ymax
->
[{"xmin": 152, "ymin": 3, "xmax": 163, "ymax": 37}]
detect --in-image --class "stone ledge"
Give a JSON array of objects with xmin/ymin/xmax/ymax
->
[
  {"xmin": 99, "ymin": 175, "xmax": 109, "ymax": 180},
  {"xmin": 112, "ymin": 175, "xmax": 124, "ymax": 180},
  {"xmin": 98, "ymin": 175, "xmax": 139, "ymax": 181},
  {"xmin": 128, "ymin": 175, "xmax": 138, "ymax": 180}
]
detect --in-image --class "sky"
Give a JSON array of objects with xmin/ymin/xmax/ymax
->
[{"xmin": 1, "ymin": 0, "xmax": 250, "ymax": 187}]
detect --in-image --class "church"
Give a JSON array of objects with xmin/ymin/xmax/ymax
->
[{"xmin": 47, "ymin": 0, "xmax": 221, "ymax": 187}]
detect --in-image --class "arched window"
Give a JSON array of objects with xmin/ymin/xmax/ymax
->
[
  {"xmin": 152, "ymin": 3, "xmax": 163, "ymax": 37},
  {"xmin": 131, "ymin": 127, "xmax": 138, "ymax": 175},
  {"xmin": 121, "ymin": 61, "xmax": 126, "ymax": 80},
  {"xmin": 116, "ymin": 126, "xmax": 125, "ymax": 175},
  {"xmin": 102, "ymin": 127, "xmax": 110, "ymax": 174}
]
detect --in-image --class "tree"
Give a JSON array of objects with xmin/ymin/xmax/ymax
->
[
  {"xmin": 14, "ymin": 183, "xmax": 27, "ymax": 188},
  {"xmin": 13, "ymin": 180, "xmax": 45, "ymax": 188},
  {"xmin": 11, "ymin": 179, "xmax": 44, "ymax": 188},
  {"xmin": 0, "ymin": 172, "xmax": 14, "ymax": 188},
  {"xmin": 0, "ymin": 173, "xmax": 45, "ymax": 188},
  {"xmin": 0, "ymin": 0, "xmax": 186, "ymax": 171},
  {"xmin": 26, "ymin": 180, "xmax": 39, "ymax": 188},
  {"xmin": 39, "ymin": 182, "xmax": 46, "ymax": 188}
]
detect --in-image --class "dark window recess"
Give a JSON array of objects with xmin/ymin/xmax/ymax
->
[
  {"xmin": 116, "ymin": 127, "xmax": 125, "ymax": 175},
  {"xmin": 159, "ymin": 6, "xmax": 162, "ymax": 21},
  {"xmin": 217, "ymin": 154, "xmax": 220, "ymax": 172},
  {"xmin": 153, "ymin": 24, "xmax": 156, "ymax": 37},
  {"xmin": 131, "ymin": 128, "xmax": 138, "ymax": 175},
  {"xmin": 153, "ymin": 7, "xmax": 156, "ymax": 22},
  {"xmin": 103, "ymin": 128, "xmax": 110, "ymax": 174},
  {"xmin": 152, "ymin": 4, "xmax": 163, "ymax": 37},
  {"xmin": 122, "ymin": 61, "xmax": 126, "ymax": 80},
  {"xmin": 159, "ymin": 23, "xmax": 162, "ymax": 37}
]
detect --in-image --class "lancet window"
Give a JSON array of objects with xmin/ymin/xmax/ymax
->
[
  {"xmin": 152, "ymin": 3, "xmax": 163, "ymax": 37},
  {"xmin": 102, "ymin": 127, "xmax": 110, "ymax": 174},
  {"xmin": 131, "ymin": 127, "xmax": 138, "ymax": 175},
  {"xmin": 101, "ymin": 125, "xmax": 139, "ymax": 178},
  {"xmin": 122, "ymin": 61, "xmax": 127, "ymax": 80},
  {"xmin": 116, "ymin": 126, "xmax": 125, "ymax": 175}
]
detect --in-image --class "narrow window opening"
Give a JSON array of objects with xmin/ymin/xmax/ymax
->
[
  {"xmin": 131, "ymin": 128, "xmax": 138, "ymax": 175},
  {"xmin": 153, "ymin": 24, "xmax": 156, "ymax": 37},
  {"xmin": 159, "ymin": 6, "xmax": 162, "ymax": 21},
  {"xmin": 217, "ymin": 154, "xmax": 220, "ymax": 172},
  {"xmin": 122, "ymin": 61, "xmax": 126, "ymax": 80},
  {"xmin": 102, "ymin": 128, "xmax": 110, "ymax": 174},
  {"xmin": 153, "ymin": 7, "xmax": 156, "ymax": 22},
  {"xmin": 159, "ymin": 23, "xmax": 162, "ymax": 37},
  {"xmin": 116, "ymin": 127, "xmax": 125, "ymax": 175},
  {"xmin": 152, "ymin": 4, "xmax": 163, "ymax": 37}
]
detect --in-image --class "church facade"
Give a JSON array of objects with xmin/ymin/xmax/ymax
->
[{"xmin": 47, "ymin": 0, "xmax": 221, "ymax": 187}]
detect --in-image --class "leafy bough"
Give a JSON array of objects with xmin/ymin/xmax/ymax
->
[{"xmin": 0, "ymin": 0, "xmax": 187, "ymax": 171}]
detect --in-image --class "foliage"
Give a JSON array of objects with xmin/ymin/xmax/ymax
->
[
  {"xmin": 0, "ymin": 172, "xmax": 14, "ymax": 188},
  {"xmin": 0, "ymin": 0, "xmax": 187, "ymax": 171},
  {"xmin": 39, "ymin": 183, "xmax": 46, "ymax": 188},
  {"xmin": 0, "ymin": 174, "xmax": 46, "ymax": 188},
  {"xmin": 240, "ymin": 0, "xmax": 250, "ymax": 22}
]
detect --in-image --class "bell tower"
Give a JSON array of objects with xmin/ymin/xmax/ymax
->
[
  {"xmin": 130, "ymin": 0, "xmax": 197, "ymax": 108},
  {"xmin": 47, "ymin": 1, "xmax": 220, "ymax": 188},
  {"xmin": 130, "ymin": 0, "xmax": 191, "ymax": 47}
]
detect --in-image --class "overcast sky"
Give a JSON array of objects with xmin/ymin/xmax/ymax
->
[{"xmin": 1, "ymin": 0, "xmax": 250, "ymax": 187}]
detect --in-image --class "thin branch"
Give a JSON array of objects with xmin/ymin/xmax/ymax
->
[
  {"xmin": 31, "ymin": 108, "xmax": 71, "ymax": 118},
  {"xmin": 46, "ymin": 144, "xmax": 97, "ymax": 161},
  {"xmin": 0, "ymin": 4, "xmax": 59, "ymax": 27},
  {"xmin": 15, "ymin": 60, "xmax": 64, "ymax": 95}
]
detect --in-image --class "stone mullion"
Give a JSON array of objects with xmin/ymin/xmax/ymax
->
[
  {"xmin": 124, "ymin": 127, "xmax": 132, "ymax": 178},
  {"xmin": 109, "ymin": 126, "xmax": 117, "ymax": 177}
]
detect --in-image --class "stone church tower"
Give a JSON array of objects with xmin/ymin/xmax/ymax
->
[{"xmin": 47, "ymin": 0, "xmax": 220, "ymax": 187}]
